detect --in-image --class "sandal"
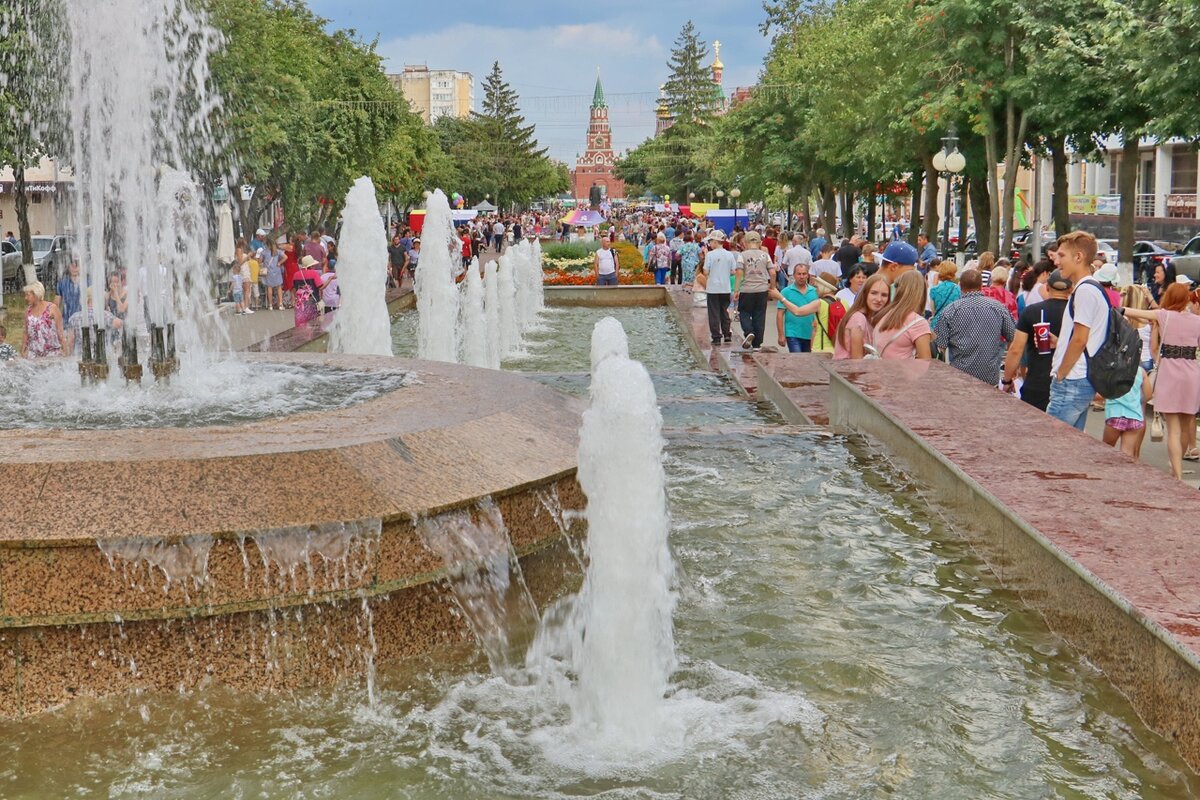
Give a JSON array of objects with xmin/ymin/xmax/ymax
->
[{"xmin": 1185, "ymin": 448, "xmax": 1200, "ymax": 462}]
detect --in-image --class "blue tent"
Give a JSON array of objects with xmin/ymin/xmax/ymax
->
[{"xmin": 705, "ymin": 209, "xmax": 749, "ymax": 234}]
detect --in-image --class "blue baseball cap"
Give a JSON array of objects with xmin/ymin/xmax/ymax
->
[{"xmin": 879, "ymin": 241, "xmax": 918, "ymax": 266}]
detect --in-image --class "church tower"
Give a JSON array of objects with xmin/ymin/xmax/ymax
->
[{"xmin": 571, "ymin": 70, "xmax": 625, "ymax": 202}]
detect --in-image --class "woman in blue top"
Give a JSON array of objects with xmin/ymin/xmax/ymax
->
[
  {"xmin": 678, "ymin": 231, "xmax": 701, "ymax": 285},
  {"xmin": 928, "ymin": 260, "xmax": 960, "ymax": 330}
]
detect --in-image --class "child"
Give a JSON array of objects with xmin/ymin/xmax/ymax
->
[
  {"xmin": 1103, "ymin": 366, "xmax": 1153, "ymax": 459},
  {"xmin": 230, "ymin": 261, "xmax": 247, "ymax": 315},
  {"xmin": 0, "ymin": 324, "xmax": 16, "ymax": 361},
  {"xmin": 246, "ymin": 251, "xmax": 262, "ymax": 310}
]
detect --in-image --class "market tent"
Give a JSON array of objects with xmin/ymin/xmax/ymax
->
[
  {"xmin": 452, "ymin": 210, "xmax": 478, "ymax": 223},
  {"xmin": 705, "ymin": 209, "xmax": 749, "ymax": 234},
  {"xmin": 473, "ymin": 200, "xmax": 497, "ymax": 212},
  {"xmin": 408, "ymin": 209, "xmax": 425, "ymax": 234},
  {"xmin": 689, "ymin": 202, "xmax": 719, "ymax": 217},
  {"xmin": 560, "ymin": 208, "xmax": 605, "ymax": 227}
]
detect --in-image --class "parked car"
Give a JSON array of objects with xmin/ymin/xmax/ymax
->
[
  {"xmin": 1131, "ymin": 240, "xmax": 1176, "ymax": 284},
  {"xmin": 1017, "ymin": 232, "xmax": 1058, "ymax": 265},
  {"xmin": 28, "ymin": 234, "xmax": 71, "ymax": 285},
  {"xmin": 1096, "ymin": 239, "xmax": 1120, "ymax": 265},
  {"xmin": 1171, "ymin": 235, "xmax": 1200, "ymax": 284},
  {"xmin": 1, "ymin": 240, "xmax": 21, "ymax": 291}
]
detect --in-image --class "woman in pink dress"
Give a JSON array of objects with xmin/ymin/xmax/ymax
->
[
  {"xmin": 833, "ymin": 273, "xmax": 890, "ymax": 359},
  {"xmin": 870, "ymin": 271, "xmax": 933, "ymax": 359},
  {"xmin": 21, "ymin": 281, "xmax": 65, "ymax": 359},
  {"xmin": 1124, "ymin": 283, "xmax": 1200, "ymax": 479}
]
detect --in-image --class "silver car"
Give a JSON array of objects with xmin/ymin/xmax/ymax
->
[
  {"xmin": 1171, "ymin": 236, "xmax": 1200, "ymax": 283},
  {"xmin": 1, "ymin": 240, "xmax": 22, "ymax": 290}
]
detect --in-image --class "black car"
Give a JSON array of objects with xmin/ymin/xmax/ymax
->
[{"xmin": 1131, "ymin": 240, "xmax": 1175, "ymax": 284}]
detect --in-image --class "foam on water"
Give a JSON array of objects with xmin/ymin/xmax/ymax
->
[
  {"xmin": 0, "ymin": 359, "xmax": 412, "ymax": 429},
  {"xmin": 415, "ymin": 190, "xmax": 459, "ymax": 362},
  {"xmin": 330, "ymin": 177, "xmax": 393, "ymax": 357}
]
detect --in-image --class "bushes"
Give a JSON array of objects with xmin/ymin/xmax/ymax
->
[
  {"xmin": 612, "ymin": 241, "xmax": 644, "ymax": 270},
  {"xmin": 542, "ymin": 241, "xmax": 599, "ymax": 260}
]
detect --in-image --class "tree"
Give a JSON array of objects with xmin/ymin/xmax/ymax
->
[
  {"xmin": 470, "ymin": 62, "xmax": 552, "ymax": 207},
  {"xmin": 0, "ymin": 0, "xmax": 62, "ymax": 273},
  {"xmin": 661, "ymin": 22, "xmax": 718, "ymax": 126}
]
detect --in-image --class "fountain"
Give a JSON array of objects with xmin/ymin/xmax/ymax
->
[
  {"xmin": 459, "ymin": 258, "xmax": 489, "ymax": 368},
  {"xmin": 0, "ymin": 0, "xmax": 587, "ymax": 719},
  {"xmin": 560, "ymin": 324, "xmax": 677, "ymax": 744},
  {"xmin": 497, "ymin": 253, "xmax": 520, "ymax": 358},
  {"xmin": 63, "ymin": 0, "xmax": 225, "ymax": 383},
  {"xmin": 415, "ymin": 189, "xmax": 460, "ymax": 363},
  {"xmin": 330, "ymin": 176, "xmax": 393, "ymax": 357},
  {"xmin": 483, "ymin": 259, "xmax": 502, "ymax": 369}
]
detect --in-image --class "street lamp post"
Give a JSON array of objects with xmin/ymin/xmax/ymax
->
[
  {"xmin": 931, "ymin": 125, "xmax": 966, "ymax": 258},
  {"xmin": 781, "ymin": 185, "xmax": 792, "ymax": 231},
  {"xmin": 730, "ymin": 188, "xmax": 742, "ymax": 226},
  {"xmin": 716, "ymin": 189, "xmax": 725, "ymax": 208}
]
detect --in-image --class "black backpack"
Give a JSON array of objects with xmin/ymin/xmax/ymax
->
[{"xmin": 1068, "ymin": 280, "xmax": 1141, "ymax": 399}]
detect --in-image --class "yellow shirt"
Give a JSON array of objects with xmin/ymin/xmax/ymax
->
[
  {"xmin": 812, "ymin": 297, "xmax": 849, "ymax": 353},
  {"xmin": 247, "ymin": 258, "xmax": 261, "ymax": 283}
]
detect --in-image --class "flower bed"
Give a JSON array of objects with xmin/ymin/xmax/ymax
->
[{"xmin": 543, "ymin": 268, "xmax": 654, "ymax": 286}]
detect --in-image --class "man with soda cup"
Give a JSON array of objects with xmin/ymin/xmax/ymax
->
[{"xmin": 1003, "ymin": 268, "xmax": 1073, "ymax": 411}]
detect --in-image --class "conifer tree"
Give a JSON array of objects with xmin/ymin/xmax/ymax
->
[
  {"xmin": 662, "ymin": 21, "xmax": 716, "ymax": 125},
  {"xmin": 472, "ymin": 62, "xmax": 550, "ymax": 206}
]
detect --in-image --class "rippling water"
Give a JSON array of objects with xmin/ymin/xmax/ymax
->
[
  {"xmin": 0, "ymin": 307, "xmax": 1191, "ymax": 797},
  {"xmin": 0, "ymin": 427, "xmax": 1192, "ymax": 797},
  {"xmin": 391, "ymin": 306, "xmax": 697, "ymax": 373}
]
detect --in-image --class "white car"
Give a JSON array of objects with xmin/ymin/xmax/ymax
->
[
  {"xmin": 1, "ymin": 240, "xmax": 21, "ymax": 289},
  {"xmin": 23, "ymin": 234, "xmax": 71, "ymax": 284},
  {"xmin": 1096, "ymin": 239, "xmax": 1120, "ymax": 265}
]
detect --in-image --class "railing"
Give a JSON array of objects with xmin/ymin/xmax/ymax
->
[{"xmin": 1135, "ymin": 194, "xmax": 1156, "ymax": 217}]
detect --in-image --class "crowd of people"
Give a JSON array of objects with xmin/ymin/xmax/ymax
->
[{"xmin": 583, "ymin": 206, "xmax": 1200, "ymax": 483}]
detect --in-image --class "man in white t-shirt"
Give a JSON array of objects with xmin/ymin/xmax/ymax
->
[
  {"xmin": 1048, "ymin": 231, "xmax": 1108, "ymax": 431},
  {"xmin": 594, "ymin": 238, "xmax": 618, "ymax": 286},
  {"xmin": 703, "ymin": 230, "xmax": 736, "ymax": 344},
  {"xmin": 810, "ymin": 242, "xmax": 842, "ymax": 283},
  {"xmin": 492, "ymin": 219, "xmax": 506, "ymax": 252},
  {"xmin": 781, "ymin": 233, "xmax": 812, "ymax": 278}
]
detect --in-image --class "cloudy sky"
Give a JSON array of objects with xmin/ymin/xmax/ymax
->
[{"xmin": 307, "ymin": 0, "xmax": 771, "ymax": 163}]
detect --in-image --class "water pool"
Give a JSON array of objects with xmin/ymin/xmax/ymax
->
[{"xmin": 2, "ymin": 305, "xmax": 1192, "ymax": 797}]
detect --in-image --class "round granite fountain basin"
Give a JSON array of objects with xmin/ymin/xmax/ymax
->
[{"xmin": 0, "ymin": 353, "xmax": 585, "ymax": 715}]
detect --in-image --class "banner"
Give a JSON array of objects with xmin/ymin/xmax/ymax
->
[
  {"xmin": 1096, "ymin": 195, "xmax": 1121, "ymax": 216},
  {"xmin": 1067, "ymin": 195, "xmax": 1097, "ymax": 214}
]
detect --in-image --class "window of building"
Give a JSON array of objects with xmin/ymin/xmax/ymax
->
[
  {"xmin": 432, "ymin": 92, "xmax": 451, "ymax": 101},
  {"xmin": 1108, "ymin": 153, "xmax": 1120, "ymax": 195},
  {"xmin": 1172, "ymin": 146, "xmax": 1198, "ymax": 193}
]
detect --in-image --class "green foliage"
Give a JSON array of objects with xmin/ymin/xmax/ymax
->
[
  {"xmin": 542, "ymin": 241, "xmax": 600, "ymax": 260},
  {"xmin": 662, "ymin": 21, "xmax": 720, "ymax": 125}
]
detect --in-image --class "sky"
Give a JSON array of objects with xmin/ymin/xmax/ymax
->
[{"xmin": 307, "ymin": 0, "xmax": 771, "ymax": 164}]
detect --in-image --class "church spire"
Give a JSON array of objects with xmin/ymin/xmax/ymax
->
[{"xmin": 592, "ymin": 69, "xmax": 606, "ymax": 109}]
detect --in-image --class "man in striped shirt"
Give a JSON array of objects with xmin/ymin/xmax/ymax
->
[{"xmin": 933, "ymin": 269, "xmax": 1016, "ymax": 386}]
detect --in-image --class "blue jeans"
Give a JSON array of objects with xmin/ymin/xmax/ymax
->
[
  {"xmin": 786, "ymin": 336, "xmax": 812, "ymax": 353},
  {"xmin": 654, "ymin": 268, "xmax": 668, "ymax": 285},
  {"xmin": 1047, "ymin": 376, "xmax": 1094, "ymax": 431},
  {"xmin": 596, "ymin": 272, "xmax": 618, "ymax": 286}
]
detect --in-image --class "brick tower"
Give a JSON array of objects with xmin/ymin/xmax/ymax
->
[{"xmin": 571, "ymin": 70, "xmax": 624, "ymax": 203}]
